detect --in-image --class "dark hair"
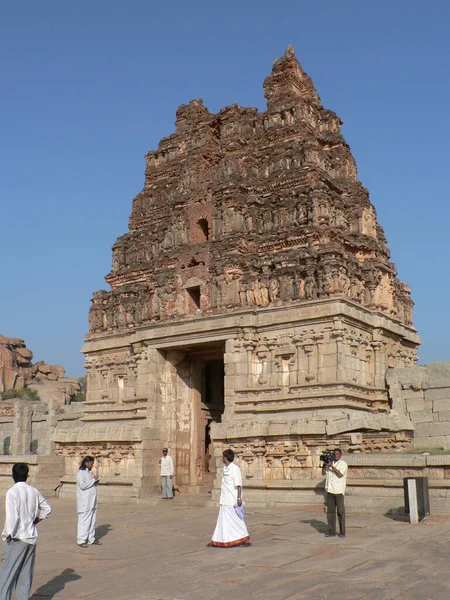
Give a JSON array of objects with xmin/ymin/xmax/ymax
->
[
  {"xmin": 12, "ymin": 463, "xmax": 29, "ymax": 483},
  {"xmin": 223, "ymin": 449, "xmax": 235, "ymax": 463},
  {"xmin": 334, "ymin": 448, "xmax": 342, "ymax": 455},
  {"xmin": 79, "ymin": 456, "xmax": 95, "ymax": 470}
]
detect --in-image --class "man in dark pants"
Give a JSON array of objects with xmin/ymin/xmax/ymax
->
[
  {"xmin": 0, "ymin": 463, "xmax": 51, "ymax": 599},
  {"xmin": 322, "ymin": 448, "xmax": 348, "ymax": 538}
]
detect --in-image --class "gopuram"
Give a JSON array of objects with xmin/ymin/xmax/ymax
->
[{"xmin": 70, "ymin": 46, "xmax": 420, "ymax": 502}]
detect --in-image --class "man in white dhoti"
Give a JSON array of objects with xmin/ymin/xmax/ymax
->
[
  {"xmin": 76, "ymin": 456, "xmax": 100, "ymax": 548},
  {"xmin": 209, "ymin": 449, "xmax": 251, "ymax": 548},
  {"xmin": 0, "ymin": 462, "xmax": 51, "ymax": 600}
]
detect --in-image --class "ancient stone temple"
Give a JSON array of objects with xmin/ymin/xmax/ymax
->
[{"xmin": 78, "ymin": 46, "xmax": 420, "ymax": 502}]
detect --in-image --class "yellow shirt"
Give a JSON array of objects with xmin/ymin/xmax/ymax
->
[{"xmin": 325, "ymin": 459, "xmax": 348, "ymax": 495}]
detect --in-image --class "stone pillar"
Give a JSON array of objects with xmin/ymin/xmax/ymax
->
[
  {"xmin": 165, "ymin": 350, "xmax": 186, "ymax": 451},
  {"xmin": 244, "ymin": 342, "xmax": 255, "ymax": 388},
  {"xmin": 332, "ymin": 319, "xmax": 345, "ymax": 382},
  {"xmin": 12, "ymin": 402, "xmax": 32, "ymax": 455},
  {"xmin": 372, "ymin": 329, "xmax": 385, "ymax": 388}
]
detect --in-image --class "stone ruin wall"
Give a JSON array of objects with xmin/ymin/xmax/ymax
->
[
  {"xmin": 80, "ymin": 46, "xmax": 422, "ymax": 500},
  {"xmin": 387, "ymin": 361, "xmax": 450, "ymax": 451}
]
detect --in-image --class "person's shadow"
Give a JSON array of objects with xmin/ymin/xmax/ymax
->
[
  {"xmin": 31, "ymin": 568, "xmax": 81, "ymax": 599},
  {"xmin": 300, "ymin": 519, "xmax": 328, "ymax": 533},
  {"xmin": 96, "ymin": 523, "xmax": 113, "ymax": 540}
]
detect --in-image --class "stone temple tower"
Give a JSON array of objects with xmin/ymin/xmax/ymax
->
[{"xmin": 80, "ymin": 47, "xmax": 420, "ymax": 502}]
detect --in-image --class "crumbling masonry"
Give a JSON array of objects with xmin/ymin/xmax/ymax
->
[{"xmin": 75, "ymin": 46, "xmax": 421, "ymax": 501}]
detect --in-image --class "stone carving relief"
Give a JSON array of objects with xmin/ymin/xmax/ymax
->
[{"xmin": 54, "ymin": 442, "xmax": 138, "ymax": 462}]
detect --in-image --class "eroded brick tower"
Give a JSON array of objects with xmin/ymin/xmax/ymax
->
[{"xmin": 78, "ymin": 47, "xmax": 420, "ymax": 502}]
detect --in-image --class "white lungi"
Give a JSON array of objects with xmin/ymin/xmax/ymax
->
[
  {"xmin": 211, "ymin": 506, "xmax": 250, "ymax": 547},
  {"xmin": 210, "ymin": 461, "xmax": 250, "ymax": 547}
]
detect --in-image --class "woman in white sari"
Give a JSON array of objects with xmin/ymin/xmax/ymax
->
[{"xmin": 209, "ymin": 449, "xmax": 251, "ymax": 548}]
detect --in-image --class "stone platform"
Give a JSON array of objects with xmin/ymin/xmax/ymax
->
[{"xmin": 26, "ymin": 498, "xmax": 450, "ymax": 599}]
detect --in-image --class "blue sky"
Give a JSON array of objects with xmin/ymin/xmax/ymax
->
[{"xmin": 1, "ymin": 1, "xmax": 449, "ymax": 377}]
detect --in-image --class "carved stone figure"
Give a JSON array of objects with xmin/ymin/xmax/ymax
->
[
  {"xmin": 305, "ymin": 275, "xmax": 317, "ymax": 299},
  {"xmin": 269, "ymin": 279, "xmax": 279, "ymax": 303}
]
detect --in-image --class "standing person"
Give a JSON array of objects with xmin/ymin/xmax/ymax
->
[
  {"xmin": 159, "ymin": 448, "xmax": 174, "ymax": 499},
  {"xmin": 322, "ymin": 448, "xmax": 348, "ymax": 538},
  {"xmin": 0, "ymin": 462, "xmax": 51, "ymax": 600},
  {"xmin": 76, "ymin": 456, "xmax": 100, "ymax": 548},
  {"xmin": 209, "ymin": 449, "xmax": 251, "ymax": 548}
]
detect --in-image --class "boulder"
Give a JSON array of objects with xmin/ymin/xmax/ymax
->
[{"xmin": 0, "ymin": 334, "xmax": 76, "ymax": 397}]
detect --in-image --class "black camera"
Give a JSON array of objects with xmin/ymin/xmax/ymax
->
[{"xmin": 320, "ymin": 450, "xmax": 336, "ymax": 464}]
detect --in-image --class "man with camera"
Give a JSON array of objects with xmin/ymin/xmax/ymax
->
[{"xmin": 321, "ymin": 448, "xmax": 348, "ymax": 538}]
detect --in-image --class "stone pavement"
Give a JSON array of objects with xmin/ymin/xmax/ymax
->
[{"xmin": 27, "ymin": 498, "xmax": 450, "ymax": 600}]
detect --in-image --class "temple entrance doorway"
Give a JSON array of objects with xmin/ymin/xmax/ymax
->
[{"xmin": 167, "ymin": 341, "xmax": 225, "ymax": 494}]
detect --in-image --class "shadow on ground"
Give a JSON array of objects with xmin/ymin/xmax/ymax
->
[
  {"xmin": 300, "ymin": 519, "xmax": 328, "ymax": 533},
  {"xmin": 384, "ymin": 509, "xmax": 409, "ymax": 522},
  {"xmin": 96, "ymin": 523, "xmax": 113, "ymax": 540},
  {"xmin": 31, "ymin": 568, "xmax": 81, "ymax": 599}
]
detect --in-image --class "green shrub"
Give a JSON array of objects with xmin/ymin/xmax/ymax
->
[{"xmin": 0, "ymin": 387, "xmax": 40, "ymax": 402}]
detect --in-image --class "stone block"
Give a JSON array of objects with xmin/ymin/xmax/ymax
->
[
  {"xmin": 410, "ymin": 410, "xmax": 434, "ymax": 424},
  {"xmin": 427, "ymin": 361, "xmax": 450, "ymax": 384},
  {"xmin": 413, "ymin": 436, "xmax": 445, "ymax": 449},
  {"xmin": 414, "ymin": 422, "xmax": 450, "ymax": 438},
  {"xmin": 400, "ymin": 389, "xmax": 423, "ymax": 401},
  {"xmin": 432, "ymin": 399, "xmax": 450, "ymax": 411},
  {"xmin": 437, "ymin": 411, "xmax": 450, "ymax": 421},
  {"xmin": 405, "ymin": 398, "xmax": 426, "ymax": 412},
  {"xmin": 425, "ymin": 388, "xmax": 450, "ymax": 401}
]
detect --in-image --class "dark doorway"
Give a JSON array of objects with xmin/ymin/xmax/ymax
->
[
  {"xmin": 201, "ymin": 359, "xmax": 225, "ymax": 489},
  {"xmin": 170, "ymin": 341, "xmax": 225, "ymax": 494}
]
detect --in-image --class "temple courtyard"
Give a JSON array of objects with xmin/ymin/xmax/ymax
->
[{"xmin": 27, "ymin": 498, "xmax": 450, "ymax": 600}]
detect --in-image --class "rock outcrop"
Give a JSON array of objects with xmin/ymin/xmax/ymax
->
[{"xmin": 0, "ymin": 335, "xmax": 80, "ymax": 404}]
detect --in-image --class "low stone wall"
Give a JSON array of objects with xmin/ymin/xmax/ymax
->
[
  {"xmin": 387, "ymin": 362, "xmax": 450, "ymax": 450},
  {"xmin": 216, "ymin": 453, "xmax": 450, "ymax": 514},
  {"xmin": 0, "ymin": 455, "xmax": 65, "ymax": 498},
  {"xmin": 0, "ymin": 452, "xmax": 448, "ymax": 514},
  {"xmin": 0, "ymin": 400, "xmax": 83, "ymax": 456}
]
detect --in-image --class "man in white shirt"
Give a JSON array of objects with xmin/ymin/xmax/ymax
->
[
  {"xmin": 322, "ymin": 448, "xmax": 348, "ymax": 538},
  {"xmin": 208, "ymin": 449, "xmax": 251, "ymax": 547},
  {"xmin": 0, "ymin": 463, "xmax": 51, "ymax": 599},
  {"xmin": 159, "ymin": 448, "xmax": 174, "ymax": 499}
]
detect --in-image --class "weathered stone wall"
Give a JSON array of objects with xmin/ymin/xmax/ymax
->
[
  {"xmin": 0, "ymin": 400, "xmax": 84, "ymax": 456},
  {"xmin": 80, "ymin": 46, "xmax": 422, "ymax": 502},
  {"xmin": 387, "ymin": 361, "xmax": 450, "ymax": 450},
  {"xmin": 0, "ymin": 455, "xmax": 65, "ymax": 498},
  {"xmin": 88, "ymin": 47, "xmax": 416, "ymax": 340}
]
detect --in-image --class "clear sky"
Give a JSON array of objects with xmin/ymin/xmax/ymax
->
[{"xmin": 1, "ymin": 1, "xmax": 449, "ymax": 377}]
